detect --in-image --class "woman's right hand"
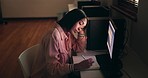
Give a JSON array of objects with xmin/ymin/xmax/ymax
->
[{"xmin": 74, "ymin": 58, "xmax": 94, "ymax": 71}]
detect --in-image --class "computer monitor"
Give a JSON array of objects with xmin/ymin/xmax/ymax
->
[
  {"xmin": 96, "ymin": 18, "xmax": 126, "ymax": 77},
  {"xmin": 107, "ymin": 20, "xmax": 116, "ymax": 59},
  {"xmin": 107, "ymin": 19, "xmax": 126, "ymax": 60}
]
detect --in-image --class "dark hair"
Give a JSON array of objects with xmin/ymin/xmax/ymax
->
[{"xmin": 57, "ymin": 9, "xmax": 87, "ymax": 31}]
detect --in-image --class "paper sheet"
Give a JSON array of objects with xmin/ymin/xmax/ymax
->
[{"xmin": 73, "ymin": 55, "xmax": 100, "ymax": 70}]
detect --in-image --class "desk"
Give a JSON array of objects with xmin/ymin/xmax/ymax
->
[{"xmin": 72, "ymin": 50, "xmax": 130, "ymax": 78}]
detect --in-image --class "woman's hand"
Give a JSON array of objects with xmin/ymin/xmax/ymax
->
[
  {"xmin": 74, "ymin": 58, "xmax": 94, "ymax": 71},
  {"xmin": 78, "ymin": 28, "xmax": 85, "ymax": 34}
]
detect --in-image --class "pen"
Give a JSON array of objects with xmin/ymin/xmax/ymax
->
[{"xmin": 81, "ymin": 55, "xmax": 86, "ymax": 60}]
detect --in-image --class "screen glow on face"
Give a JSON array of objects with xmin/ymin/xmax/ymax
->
[
  {"xmin": 107, "ymin": 21, "xmax": 115, "ymax": 59},
  {"xmin": 71, "ymin": 18, "xmax": 87, "ymax": 33}
]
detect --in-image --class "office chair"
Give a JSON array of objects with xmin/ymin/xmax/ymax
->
[{"xmin": 18, "ymin": 44, "xmax": 40, "ymax": 78}]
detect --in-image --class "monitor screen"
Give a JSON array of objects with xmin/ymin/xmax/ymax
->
[{"xmin": 107, "ymin": 21, "xmax": 115, "ymax": 59}]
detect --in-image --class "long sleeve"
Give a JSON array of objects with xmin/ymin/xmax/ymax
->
[
  {"xmin": 45, "ymin": 28, "xmax": 74, "ymax": 77},
  {"xmin": 31, "ymin": 23, "xmax": 75, "ymax": 78}
]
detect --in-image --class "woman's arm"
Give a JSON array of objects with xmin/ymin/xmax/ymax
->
[
  {"xmin": 47, "ymin": 59, "xmax": 74, "ymax": 76},
  {"xmin": 45, "ymin": 29, "xmax": 74, "ymax": 76},
  {"xmin": 71, "ymin": 29, "xmax": 87, "ymax": 53}
]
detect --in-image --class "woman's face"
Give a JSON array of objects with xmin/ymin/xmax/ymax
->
[{"xmin": 71, "ymin": 18, "xmax": 87, "ymax": 33}]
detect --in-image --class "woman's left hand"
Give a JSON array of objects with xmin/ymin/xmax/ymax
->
[{"xmin": 78, "ymin": 28, "xmax": 85, "ymax": 34}]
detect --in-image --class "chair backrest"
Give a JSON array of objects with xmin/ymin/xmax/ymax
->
[{"xmin": 18, "ymin": 44, "xmax": 40, "ymax": 78}]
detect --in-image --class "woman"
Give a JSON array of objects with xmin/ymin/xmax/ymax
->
[{"xmin": 31, "ymin": 9, "xmax": 94, "ymax": 78}]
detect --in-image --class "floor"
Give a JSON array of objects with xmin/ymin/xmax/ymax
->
[{"xmin": 0, "ymin": 19, "xmax": 56, "ymax": 78}]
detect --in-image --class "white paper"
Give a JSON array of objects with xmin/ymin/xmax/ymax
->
[{"xmin": 73, "ymin": 55, "xmax": 100, "ymax": 70}]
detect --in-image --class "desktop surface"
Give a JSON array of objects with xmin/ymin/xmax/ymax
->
[{"xmin": 70, "ymin": 50, "xmax": 125, "ymax": 78}]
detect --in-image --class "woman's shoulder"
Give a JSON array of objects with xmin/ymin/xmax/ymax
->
[{"xmin": 50, "ymin": 22, "xmax": 61, "ymax": 36}]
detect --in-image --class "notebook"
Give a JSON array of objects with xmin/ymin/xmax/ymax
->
[{"xmin": 73, "ymin": 55, "xmax": 100, "ymax": 71}]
